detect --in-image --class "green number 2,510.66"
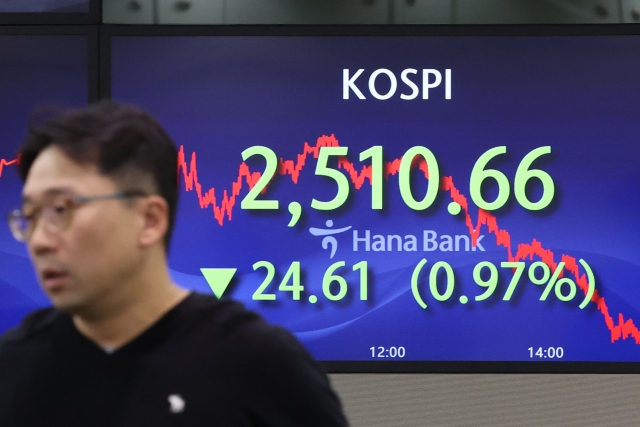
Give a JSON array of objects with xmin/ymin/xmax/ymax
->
[{"xmin": 239, "ymin": 144, "xmax": 555, "ymax": 213}]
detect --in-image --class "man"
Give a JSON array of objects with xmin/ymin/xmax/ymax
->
[{"xmin": 0, "ymin": 102, "xmax": 349, "ymax": 427}]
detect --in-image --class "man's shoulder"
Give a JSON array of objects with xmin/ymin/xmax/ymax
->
[
  {"xmin": 183, "ymin": 293, "xmax": 308, "ymax": 358},
  {"xmin": 182, "ymin": 292, "xmax": 258, "ymax": 329},
  {"xmin": 0, "ymin": 307, "xmax": 62, "ymax": 349},
  {"xmin": 182, "ymin": 294, "xmax": 348, "ymax": 426},
  {"xmin": 185, "ymin": 293, "xmax": 287, "ymax": 339}
]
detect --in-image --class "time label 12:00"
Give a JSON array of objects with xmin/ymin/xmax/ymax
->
[
  {"xmin": 240, "ymin": 145, "xmax": 555, "ymax": 212},
  {"xmin": 370, "ymin": 346, "xmax": 406, "ymax": 358}
]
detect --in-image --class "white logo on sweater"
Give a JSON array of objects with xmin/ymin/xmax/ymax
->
[{"xmin": 168, "ymin": 394, "xmax": 185, "ymax": 414}]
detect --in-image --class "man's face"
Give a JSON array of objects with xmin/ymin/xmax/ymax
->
[{"xmin": 22, "ymin": 145, "xmax": 144, "ymax": 316}]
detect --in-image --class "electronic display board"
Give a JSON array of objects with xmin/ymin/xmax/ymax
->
[
  {"xmin": 0, "ymin": 28, "xmax": 92, "ymax": 333},
  {"xmin": 107, "ymin": 26, "xmax": 640, "ymax": 370},
  {"xmin": 0, "ymin": 0, "xmax": 97, "ymax": 24},
  {"xmin": 0, "ymin": 0, "xmax": 89, "ymax": 12}
]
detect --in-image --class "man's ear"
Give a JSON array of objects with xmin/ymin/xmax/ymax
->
[{"xmin": 137, "ymin": 195, "xmax": 169, "ymax": 248}]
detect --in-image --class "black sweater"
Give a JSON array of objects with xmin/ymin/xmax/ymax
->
[{"xmin": 0, "ymin": 293, "xmax": 349, "ymax": 426}]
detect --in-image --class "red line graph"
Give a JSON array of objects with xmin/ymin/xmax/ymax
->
[
  {"xmin": 0, "ymin": 157, "xmax": 19, "ymax": 177},
  {"xmin": 178, "ymin": 134, "xmax": 640, "ymax": 345}
]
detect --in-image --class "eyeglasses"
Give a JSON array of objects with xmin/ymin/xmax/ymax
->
[{"xmin": 6, "ymin": 190, "xmax": 147, "ymax": 243}]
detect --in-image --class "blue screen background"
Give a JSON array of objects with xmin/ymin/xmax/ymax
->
[
  {"xmin": 0, "ymin": 1, "xmax": 89, "ymax": 13},
  {"xmin": 0, "ymin": 35, "xmax": 88, "ymax": 332}
]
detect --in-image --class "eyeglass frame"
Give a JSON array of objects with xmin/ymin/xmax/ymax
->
[{"xmin": 6, "ymin": 190, "xmax": 148, "ymax": 243}]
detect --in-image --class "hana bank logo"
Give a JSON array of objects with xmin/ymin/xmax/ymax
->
[{"xmin": 309, "ymin": 220, "xmax": 352, "ymax": 259}]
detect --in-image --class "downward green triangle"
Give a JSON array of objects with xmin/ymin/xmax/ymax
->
[{"xmin": 200, "ymin": 268, "xmax": 237, "ymax": 298}]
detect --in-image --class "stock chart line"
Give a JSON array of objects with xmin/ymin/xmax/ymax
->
[
  {"xmin": 177, "ymin": 134, "xmax": 639, "ymax": 345},
  {"xmin": 177, "ymin": 134, "xmax": 431, "ymax": 225},
  {"xmin": 0, "ymin": 157, "xmax": 19, "ymax": 177}
]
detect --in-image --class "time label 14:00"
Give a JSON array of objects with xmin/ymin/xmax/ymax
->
[
  {"xmin": 249, "ymin": 259, "xmax": 595, "ymax": 308},
  {"xmin": 240, "ymin": 145, "xmax": 555, "ymax": 212}
]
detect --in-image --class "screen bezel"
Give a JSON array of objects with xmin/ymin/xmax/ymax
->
[
  {"xmin": 0, "ymin": 0, "xmax": 99, "ymax": 25},
  {"xmin": 101, "ymin": 24, "xmax": 640, "ymax": 373}
]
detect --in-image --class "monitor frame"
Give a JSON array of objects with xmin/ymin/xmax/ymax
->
[
  {"xmin": 0, "ymin": 0, "xmax": 99, "ymax": 25},
  {"xmin": 101, "ymin": 24, "xmax": 640, "ymax": 373}
]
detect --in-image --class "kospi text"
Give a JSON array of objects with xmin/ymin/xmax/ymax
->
[{"xmin": 343, "ymin": 68, "xmax": 452, "ymax": 100}]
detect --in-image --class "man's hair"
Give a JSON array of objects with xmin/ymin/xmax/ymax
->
[{"xmin": 18, "ymin": 101, "xmax": 179, "ymax": 250}]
